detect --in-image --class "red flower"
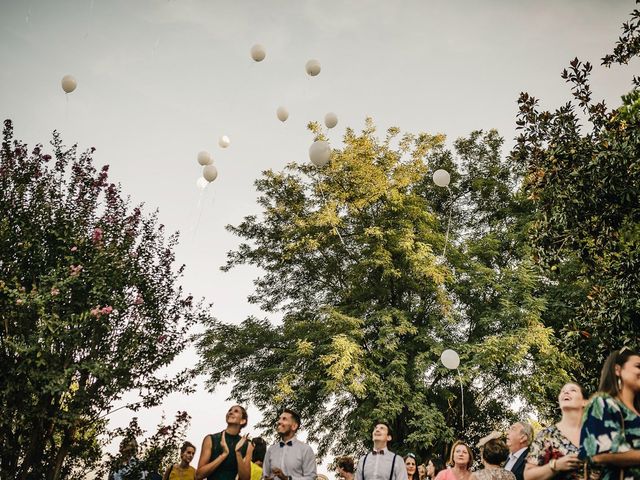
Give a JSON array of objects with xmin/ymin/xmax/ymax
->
[
  {"xmin": 92, "ymin": 227, "xmax": 103, "ymax": 243},
  {"xmin": 70, "ymin": 265, "xmax": 83, "ymax": 276}
]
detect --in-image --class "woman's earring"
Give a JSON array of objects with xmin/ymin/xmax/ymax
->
[{"xmin": 617, "ymin": 376, "xmax": 623, "ymax": 391}]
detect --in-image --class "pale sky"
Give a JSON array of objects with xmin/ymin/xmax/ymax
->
[{"xmin": 0, "ymin": 0, "xmax": 636, "ymax": 474}]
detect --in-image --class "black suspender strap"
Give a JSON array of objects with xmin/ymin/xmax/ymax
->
[
  {"xmin": 389, "ymin": 454, "xmax": 397, "ymax": 480},
  {"xmin": 361, "ymin": 452, "xmax": 397, "ymax": 480},
  {"xmin": 361, "ymin": 453, "xmax": 370, "ymax": 480}
]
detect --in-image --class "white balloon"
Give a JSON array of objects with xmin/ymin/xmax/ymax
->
[
  {"xmin": 197, "ymin": 151, "xmax": 213, "ymax": 166},
  {"xmin": 324, "ymin": 112, "xmax": 338, "ymax": 129},
  {"xmin": 250, "ymin": 44, "xmax": 266, "ymax": 62},
  {"xmin": 440, "ymin": 349, "xmax": 460, "ymax": 370},
  {"xmin": 276, "ymin": 106, "xmax": 289, "ymax": 122},
  {"xmin": 203, "ymin": 164, "xmax": 218, "ymax": 182},
  {"xmin": 309, "ymin": 140, "xmax": 331, "ymax": 167},
  {"xmin": 61, "ymin": 75, "xmax": 77, "ymax": 93},
  {"xmin": 433, "ymin": 169, "xmax": 451, "ymax": 188},
  {"xmin": 219, "ymin": 135, "xmax": 231, "ymax": 148},
  {"xmin": 305, "ymin": 59, "xmax": 321, "ymax": 76},
  {"xmin": 196, "ymin": 177, "xmax": 208, "ymax": 190}
]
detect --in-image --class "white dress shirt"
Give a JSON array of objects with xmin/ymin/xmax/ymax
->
[{"xmin": 504, "ymin": 447, "xmax": 527, "ymax": 471}]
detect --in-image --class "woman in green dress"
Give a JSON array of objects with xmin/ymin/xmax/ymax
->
[{"xmin": 579, "ymin": 347, "xmax": 640, "ymax": 480}]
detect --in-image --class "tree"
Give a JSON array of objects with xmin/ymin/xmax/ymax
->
[
  {"xmin": 512, "ymin": 2, "xmax": 640, "ymax": 393},
  {"xmin": 101, "ymin": 411, "xmax": 192, "ymax": 480},
  {"xmin": 198, "ymin": 120, "xmax": 569, "ymax": 461},
  {"xmin": 0, "ymin": 120, "xmax": 205, "ymax": 479}
]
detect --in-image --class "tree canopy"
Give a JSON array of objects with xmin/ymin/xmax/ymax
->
[
  {"xmin": 513, "ymin": 2, "xmax": 640, "ymax": 393},
  {"xmin": 0, "ymin": 120, "xmax": 205, "ymax": 480},
  {"xmin": 198, "ymin": 121, "xmax": 569, "ymax": 460}
]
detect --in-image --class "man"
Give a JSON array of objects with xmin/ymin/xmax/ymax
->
[
  {"xmin": 355, "ymin": 422, "xmax": 407, "ymax": 480},
  {"xmin": 164, "ymin": 441, "xmax": 197, "ymax": 479},
  {"xmin": 336, "ymin": 456, "xmax": 355, "ymax": 480},
  {"xmin": 196, "ymin": 405, "xmax": 251, "ymax": 480},
  {"xmin": 111, "ymin": 437, "xmax": 142, "ymax": 480},
  {"xmin": 504, "ymin": 421, "xmax": 532, "ymax": 480},
  {"xmin": 262, "ymin": 409, "xmax": 317, "ymax": 480}
]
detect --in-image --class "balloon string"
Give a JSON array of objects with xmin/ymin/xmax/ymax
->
[
  {"xmin": 457, "ymin": 368, "xmax": 465, "ymax": 429},
  {"xmin": 191, "ymin": 187, "xmax": 207, "ymax": 241},
  {"xmin": 442, "ymin": 187, "xmax": 453, "ymax": 257},
  {"xmin": 315, "ymin": 170, "xmax": 347, "ymax": 249}
]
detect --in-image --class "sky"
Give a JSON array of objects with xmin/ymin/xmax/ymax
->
[{"xmin": 0, "ymin": 0, "xmax": 636, "ymax": 474}]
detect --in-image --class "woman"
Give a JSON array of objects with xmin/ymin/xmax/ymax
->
[
  {"xmin": 425, "ymin": 458, "xmax": 444, "ymax": 480},
  {"xmin": 418, "ymin": 464, "xmax": 428, "ymax": 480},
  {"xmin": 470, "ymin": 438, "xmax": 514, "ymax": 480},
  {"xmin": 524, "ymin": 383, "xmax": 587, "ymax": 480},
  {"xmin": 405, "ymin": 454, "xmax": 419, "ymax": 480},
  {"xmin": 336, "ymin": 456, "xmax": 355, "ymax": 480},
  {"xmin": 579, "ymin": 347, "xmax": 640, "ymax": 480},
  {"xmin": 435, "ymin": 441, "xmax": 474, "ymax": 480}
]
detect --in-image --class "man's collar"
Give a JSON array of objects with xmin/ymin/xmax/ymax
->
[
  {"xmin": 511, "ymin": 446, "xmax": 528, "ymax": 459},
  {"xmin": 279, "ymin": 436, "xmax": 296, "ymax": 447}
]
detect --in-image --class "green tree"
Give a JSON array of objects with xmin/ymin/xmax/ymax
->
[
  {"xmin": 512, "ymin": 3, "xmax": 640, "ymax": 392},
  {"xmin": 102, "ymin": 411, "xmax": 192, "ymax": 480},
  {"xmin": 0, "ymin": 120, "xmax": 205, "ymax": 480},
  {"xmin": 198, "ymin": 120, "xmax": 569, "ymax": 461}
]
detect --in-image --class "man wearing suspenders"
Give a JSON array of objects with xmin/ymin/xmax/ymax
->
[{"xmin": 356, "ymin": 422, "xmax": 408, "ymax": 480}]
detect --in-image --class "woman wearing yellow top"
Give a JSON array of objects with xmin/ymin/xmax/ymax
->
[{"xmin": 164, "ymin": 442, "xmax": 197, "ymax": 480}]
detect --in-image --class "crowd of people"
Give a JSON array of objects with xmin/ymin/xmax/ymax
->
[{"xmin": 112, "ymin": 348, "xmax": 640, "ymax": 480}]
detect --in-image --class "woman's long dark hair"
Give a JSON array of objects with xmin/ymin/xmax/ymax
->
[
  {"xmin": 404, "ymin": 454, "xmax": 419, "ymax": 480},
  {"xmin": 426, "ymin": 458, "xmax": 444, "ymax": 479},
  {"xmin": 598, "ymin": 347, "xmax": 640, "ymax": 411}
]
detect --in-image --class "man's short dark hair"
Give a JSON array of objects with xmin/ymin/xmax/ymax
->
[
  {"xmin": 336, "ymin": 456, "xmax": 355, "ymax": 474},
  {"xmin": 181, "ymin": 441, "xmax": 196, "ymax": 454},
  {"xmin": 372, "ymin": 420, "xmax": 393, "ymax": 439},
  {"xmin": 481, "ymin": 438, "xmax": 509, "ymax": 465},
  {"xmin": 251, "ymin": 437, "xmax": 267, "ymax": 463},
  {"xmin": 283, "ymin": 408, "xmax": 302, "ymax": 428}
]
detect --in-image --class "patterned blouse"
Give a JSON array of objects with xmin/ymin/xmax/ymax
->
[
  {"xmin": 527, "ymin": 425, "xmax": 582, "ymax": 480},
  {"xmin": 470, "ymin": 468, "xmax": 515, "ymax": 480},
  {"xmin": 579, "ymin": 393, "xmax": 640, "ymax": 480}
]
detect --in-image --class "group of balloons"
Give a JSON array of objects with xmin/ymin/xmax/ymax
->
[
  {"xmin": 195, "ymin": 134, "xmax": 230, "ymax": 189},
  {"xmin": 248, "ymin": 44, "xmax": 341, "ymax": 167},
  {"xmin": 59, "ymin": 44, "xmax": 451, "ymax": 190}
]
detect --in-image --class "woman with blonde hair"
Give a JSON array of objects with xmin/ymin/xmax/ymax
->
[
  {"xmin": 435, "ymin": 441, "xmax": 473, "ymax": 480},
  {"xmin": 524, "ymin": 382, "xmax": 587, "ymax": 480}
]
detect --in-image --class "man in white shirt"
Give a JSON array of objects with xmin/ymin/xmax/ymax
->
[
  {"xmin": 262, "ymin": 409, "xmax": 317, "ymax": 480},
  {"xmin": 355, "ymin": 422, "xmax": 408, "ymax": 480},
  {"xmin": 504, "ymin": 421, "xmax": 532, "ymax": 480}
]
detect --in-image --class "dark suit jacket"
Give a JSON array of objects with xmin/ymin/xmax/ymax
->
[{"xmin": 507, "ymin": 448, "xmax": 529, "ymax": 480}]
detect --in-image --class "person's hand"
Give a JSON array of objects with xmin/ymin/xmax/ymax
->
[
  {"xmin": 272, "ymin": 467, "xmax": 288, "ymax": 480},
  {"xmin": 246, "ymin": 440, "xmax": 255, "ymax": 456},
  {"xmin": 236, "ymin": 434, "xmax": 250, "ymax": 452},
  {"xmin": 220, "ymin": 432, "xmax": 230, "ymax": 456},
  {"xmin": 553, "ymin": 454, "xmax": 582, "ymax": 472}
]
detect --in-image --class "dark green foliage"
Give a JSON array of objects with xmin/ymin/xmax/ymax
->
[{"xmin": 0, "ymin": 120, "xmax": 204, "ymax": 479}]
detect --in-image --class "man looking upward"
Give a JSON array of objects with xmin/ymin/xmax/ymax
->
[
  {"xmin": 504, "ymin": 421, "xmax": 532, "ymax": 480},
  {"xmin": 262, "ymin": 409, "xmax": 316, "ymax": 480},
  {"xmin": 356, "ymin": 422, "xmax": 407, "ymax": 480}
]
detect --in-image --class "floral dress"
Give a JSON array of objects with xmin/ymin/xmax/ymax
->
[
  {"xmin": 579, "ymin": 393, "xmax": 640, "ymax": 480},
  {"xmin": 527, "ymin": 425, "xmax": 582, "ymax": 480}
]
